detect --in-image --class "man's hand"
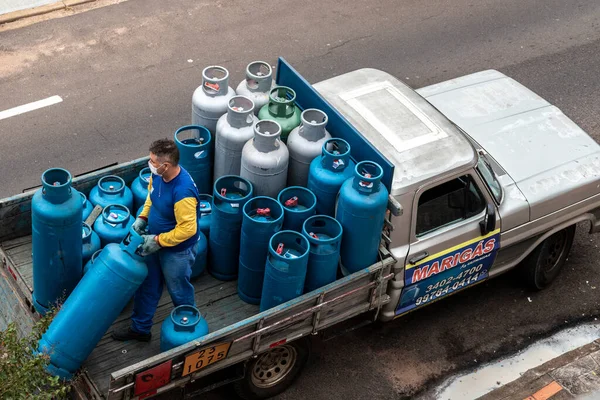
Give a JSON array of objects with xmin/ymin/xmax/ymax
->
[
  {"xmin": 140, "ymin": 235, "xmax": 161, "ymax": 256},
  {"xmin": 132, "ymin": 218, "xmax": 148, "ymax": 235}
]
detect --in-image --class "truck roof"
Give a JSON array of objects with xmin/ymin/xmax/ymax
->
[
  {"xmin": 313, "ymin": 68, "xmax": 477, "ymax": 195},
  {"xmin": 417, "ymin": 69, "xmax": 600, "ymax": 220}
]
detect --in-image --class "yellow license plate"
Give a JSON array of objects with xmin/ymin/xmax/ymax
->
[{"xmin": 182, "ymin": 342, "xmax": 231, "ymax": 377}]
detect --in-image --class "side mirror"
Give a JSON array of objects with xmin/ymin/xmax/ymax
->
[{"xmin": 479, "ymin": 203, "xmax": 496, "ymax": 235}]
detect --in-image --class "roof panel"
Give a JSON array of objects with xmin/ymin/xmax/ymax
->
[{"xmin": 313, "ymin": 68, "xmax": 476, "ymax": 194}]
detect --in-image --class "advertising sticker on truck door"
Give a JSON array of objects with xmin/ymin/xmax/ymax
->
[{"xmin": 395, "ymin": 229, "xmax": 500, "ymax": 316}]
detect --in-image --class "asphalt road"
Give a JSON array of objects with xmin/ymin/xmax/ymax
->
[{"xmin": 1, "ymin": 0, "xmax": 600, "ymax": 399}]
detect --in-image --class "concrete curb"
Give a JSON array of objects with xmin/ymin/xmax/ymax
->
[
  {"xmin": 481, "ymin": 340, "xmax": 600, "ymax": 399},
  {"xmin": 0, "ymin": 0, "xmax": 96, "ymax": 25}
]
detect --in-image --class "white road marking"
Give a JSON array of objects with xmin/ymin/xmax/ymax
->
[{"xmin": 0, "ymin": 95, "xmax": 63, "ymax": 121}]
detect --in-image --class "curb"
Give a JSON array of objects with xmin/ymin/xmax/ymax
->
[
  {"xmin": 480, "ymin": 340, "xmax": 600, "ymax": 400},
  {"xmin": 0, "ymin": 0, "xmax": 96, "ymax": 25}
]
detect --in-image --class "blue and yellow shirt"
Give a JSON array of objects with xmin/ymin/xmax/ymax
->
[{"xmin": 138, "ymin": 167, "xmax": 199, "ymax": 252}]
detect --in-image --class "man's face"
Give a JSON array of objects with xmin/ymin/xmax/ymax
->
[{"xmin": 149, "ymin": 153, "xmax": 169, "ymax": 176}]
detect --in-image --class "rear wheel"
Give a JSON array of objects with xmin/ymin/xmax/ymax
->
[
  {"xmin": 234, "ymin": 337, "xmax": 310, "ymax": 400},
  {"xmin": 522, "ymin": 225, "xmax": 575, "ymax": 290}
]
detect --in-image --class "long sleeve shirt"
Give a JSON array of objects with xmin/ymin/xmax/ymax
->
[{"xmin": 139, "ymin": 167, "xmax": 199, "ymax": 251}]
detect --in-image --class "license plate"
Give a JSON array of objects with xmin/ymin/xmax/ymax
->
[{"xmin": 182, "ymin": 342, "xmax": 231, "ymax": 377}]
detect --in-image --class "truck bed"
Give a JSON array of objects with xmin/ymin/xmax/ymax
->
[
  {"xmin": 0, "ymin": 234, "xmax": 259, "ymax": 395},
  {"xmin": 0, "ymin": 58, "xmax": 397, "ymax": 399}
]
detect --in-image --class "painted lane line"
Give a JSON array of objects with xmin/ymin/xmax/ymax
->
[{"xmin": 0, "ymin": 95, "xmax": 63, "ymax": 121}]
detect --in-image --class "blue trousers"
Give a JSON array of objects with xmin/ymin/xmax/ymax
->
[{"xmin": 131, "ymin": 245, "xmax": 197, "ymax": 334}]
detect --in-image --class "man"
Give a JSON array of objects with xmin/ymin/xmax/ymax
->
[{"xmin": 112, "ymin": 138, "xmax": 199, "ymax": 342}]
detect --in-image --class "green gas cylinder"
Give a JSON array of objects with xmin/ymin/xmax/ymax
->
[{"xmin": 258, "ymin": 86, "xmax": 301, "ymax": 143}]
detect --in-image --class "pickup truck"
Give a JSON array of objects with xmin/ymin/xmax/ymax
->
[{"xmin": 1, "ymin": 58, "xmax": 599, "ymax": 400}]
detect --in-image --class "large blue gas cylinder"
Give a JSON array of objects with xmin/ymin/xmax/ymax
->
[
  {"xmin": 307, "ymin": 138, "xmax": 355, "ymax": 217},
  {"xmin": 208, "ymin": 176, "xmax": 253, "ymax": 281},
  {"xmin": 131, "ymin": 167, "xmax": 151, "ymax": 211},
  {"xmin": 260, "ymin": 231, "xmax": 309, "ymax": 312},
  {"xmin": 198, "ymin": 194, "xmax": 213, "ymax": 240},
  {"xmin": 38, "ymin": 230, "xmax": 148, "ymax": 379},
  {"xmin": 160, "ymin": 305, "xmax": 209, "ymax": 352},
  {"xmin": 93, "ymin": 204, "xmax": 134, "ymax": 247},
  {"xmin": 277, "ymin": 186, "xmax": 316, "ymax": 232},
  {"xmin": 89, "ymin": 175, "xmax": 134, "ymax": 211},
  {"xmin": 32, "ymin": 168, "xmax": 83, "ymax": 315},
  {"xmin": 302, "ymin": 215, "xmax": 343, "ymax": 293},
  {"xmin": 337, "ymin": 161, "xmax": 389, "ymax": 275},
  {"xmin": 82, "ymin": 223, "xmax": 101, "ymax": 266},
  {"xmin": 238, "ymin": 197, "xmax": 284, "ymax": 304},
  {"xmin": 191, "ymin": 232, "xmax": 208, "ymax": 279},
  {"xmin": 175, "ymin": 125, "xmax": 213, "ymax": 195},
  {"xmin": 80, "ymin": 192, "xmax": 94, "ymax": 222},
  {"xmin": 83, "ymin": 249, "xmax": 102, "ymax": 275}
]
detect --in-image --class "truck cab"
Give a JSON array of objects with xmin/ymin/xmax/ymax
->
[{"xmin": 314, "ymin": 67, "xmax": 600, "ymax": 321}]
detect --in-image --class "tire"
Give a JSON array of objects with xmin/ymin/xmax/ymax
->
[
  {"xmin": 522, "ymin": 225, "xmax": 576, "ymax": 290},
  {"xmin": 234, "ymin": 337, "xmax": 311, "ymax": 400}
]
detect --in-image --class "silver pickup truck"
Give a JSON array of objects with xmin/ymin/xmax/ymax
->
[
  {"xmin": 1, "ymin": 59, "xmax": 598, "ymax": 399},
  {"xmin": 316, "ymin": 67, "xmax": 600, "ymax": 322}
]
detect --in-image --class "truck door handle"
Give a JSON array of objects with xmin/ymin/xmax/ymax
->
[{"xmin": 408, "ymin": 251, "xmax": 429, "ymax": 265}]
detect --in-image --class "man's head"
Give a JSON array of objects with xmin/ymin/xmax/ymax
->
[{"xmin": 149, "ymin": 138, "xmax": 179, "ymax": 177}]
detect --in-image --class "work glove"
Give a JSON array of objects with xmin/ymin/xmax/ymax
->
[
  {"xmin": 132, "ymin": 217, "xmax": 148, "ymax": 235},
  {"xmin": 140, "ymin": 235, "xmax": 161, "ymax": 256}
]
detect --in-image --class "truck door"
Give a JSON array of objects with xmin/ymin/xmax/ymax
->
[{"xmin": 395, "ymin": 171, "xmax": 500, "ymax": 317}]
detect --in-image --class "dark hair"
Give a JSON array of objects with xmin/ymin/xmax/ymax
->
[{"xmin": 149, "ymin": 138, "xmax": 179, "ymax": 165}]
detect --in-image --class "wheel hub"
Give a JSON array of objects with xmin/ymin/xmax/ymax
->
[
  {"xmin": 542, "ymin": 231, "xmax": 567, "ymax": 277},
  {"xmin": 251, "ymin": 345, "xmax": 297, "ymax": 388}
]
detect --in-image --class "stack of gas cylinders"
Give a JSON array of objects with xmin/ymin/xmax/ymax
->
[
  {"xmin": 188, "ymin": 62, "xmax": 390, "ymax": 311},
  {"xmin": 33, "ymin": 61, "xmax": 389, "ymax": 379}
]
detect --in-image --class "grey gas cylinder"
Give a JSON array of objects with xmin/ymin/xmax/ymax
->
[
  {"xmin": 214, "ymin": 96, "xmax": 257, "ymax": 181},
  {"xmin": 236, "ymin": 61, "xmax": 274, "ymax": 116},
  {"xmin": 286, "ymin": 109, "xmax": 331, "ymax": 187},
  {"xmin": 192, "ymin": 66, "xmax": 236, "ymax": 134},
  {"xmin": 240, "ymin": 120, "xmax": 289, "ymax": 198}
]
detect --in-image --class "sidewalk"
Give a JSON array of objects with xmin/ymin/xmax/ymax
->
[
  {"xmin": 0, "ymin": 0, "xmax": 55, "ymax": 15},
  {"xmin": 0, "ymin": 0, "xmax": 94, "ymax": 24},
  {"xmin": 481, "ymin": 340, "xmax": 600, "ymax": 400}
]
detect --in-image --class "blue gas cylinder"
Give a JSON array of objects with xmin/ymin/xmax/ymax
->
[
  {"xmin": 208, "ymin": 176, "xmax": 253, "ymax": 281},
  {"xmin": 175, "ymin": 125, "xmax": 213, "ymax": 195},
  {"xmin": 131, "ymin": 167, "xmax": 151, "ymax": 211},
  {"xmin": 82, "ymin": 223, "xmax": 101, "ymax": 266},
  {"xmin": 160, "ymin": 305, "xmax": 209, "ymax": 352},
  {"xmin": 302, "ymin": 215, "xmax": 343, "ymax": 293},
  {"xmin": 93, "ymin": 204, "xmax": 134, "ymax": 247},
  {"xmin": 80, "ymin": 192, "xmax": 94, "ymax": 221},
  {"xmin": 277, "ymin": 186, "xmax": 316, "ymax": 232},
  {"xmin": 337, "ymin": 161, "xmax": 389, "ymax": 275},
  {"xmin": 238, "ymin": 197, "xmax": 284, "ymax": 304},
  {"xmin": 83, "ymin": 249, "xmax": 102, "ymax": 275},
  {"xmin": 38, "ymin": 230, "xmax": 148, "ymax": 379},
  {"xmin": 191, "ymin": 232, "xmax": 208, "ymax": 279},
  {"xmin": 307, "ymin": 138, "xmax": 355, "ymax": 217},
  {"xmin": 89, "ymin": 175, "xmax": 134, "ymax": 211},
  {"xmin": 260, "ymin": 231, "xmax": 309, "ymax": 312},
  {"xmin": 32, "ymin": 168, "xmax": 83, "ymax": 315},
  {"xmin": 198, "ymin": 194, "xmax": 213, "ymax": 240}
]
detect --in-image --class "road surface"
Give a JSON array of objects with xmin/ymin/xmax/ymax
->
[{"xmin": 1, "ymin": 0, "xmax": 600, "ymax": 398}]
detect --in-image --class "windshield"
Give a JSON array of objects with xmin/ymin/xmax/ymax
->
[{"xmin": 477, "ymin": 157, "xmax": 503, "ymax": 203}]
